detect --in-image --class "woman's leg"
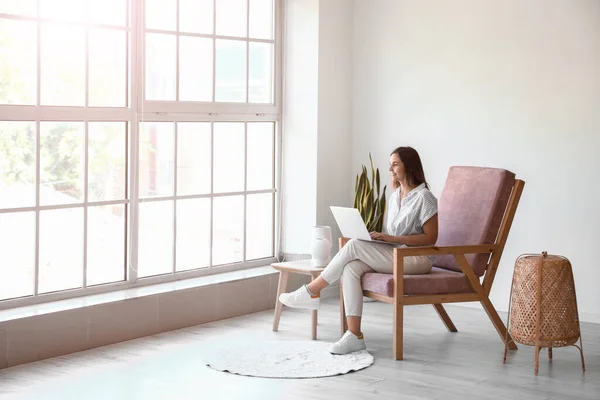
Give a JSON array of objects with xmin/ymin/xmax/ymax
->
[
  {"xmin": 279, "ymin": 239, "xmax": 393, "ymax": 311},
  {"xmin": 307, "ymin": 239, "xmax": 395, "ymax": 295},
  {"xmin": 341, "ymin": 251, "xmax": 432, "ymax": 336},
  {"xmin": 341, "ymin": 260, "xmax": 374, "ymax": 336}
]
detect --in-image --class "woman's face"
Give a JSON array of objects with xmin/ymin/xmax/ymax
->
[{"xmin": 389, "ymin": 153, "xmax": 406, "ymax": 182}]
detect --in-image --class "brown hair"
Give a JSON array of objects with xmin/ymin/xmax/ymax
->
[{"xmin": 390, "ymin": 146, "xmax": 429, "ymax": 189}]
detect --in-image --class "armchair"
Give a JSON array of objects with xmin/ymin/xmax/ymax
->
[{"xmin": 339, "ymin": 166, "xmax": 525, "ymax": 360}]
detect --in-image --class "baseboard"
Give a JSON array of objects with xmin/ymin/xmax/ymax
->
[
  {"xmin": 450, "ymin": 302, "xmax": 600, "ymax": 324},
  {"xmin": 578, "ymin": 312, "xmax": 600, "ymax": 324}
]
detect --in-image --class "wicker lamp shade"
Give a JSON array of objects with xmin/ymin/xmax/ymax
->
[{"xmin": 503, "ymin": 252, "xmax": 585, "ymax": 375}]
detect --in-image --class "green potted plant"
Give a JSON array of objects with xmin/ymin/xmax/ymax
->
[{"xmin": 354, "ymin": 153, "xmax": 387, "ymax": 232}]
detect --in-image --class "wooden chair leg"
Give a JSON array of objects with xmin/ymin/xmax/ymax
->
[
  {"xmin": 340, "ymin": 284, "xmax": 348, "ymax": 336},
  {"xmin": 481, "ymin": 297, "xmax": 518, "ymax": 350},
  {"xmin": 433, "ymin": 304, "xmax": 457, "ymax": 332},
  {"xmin": 393, "ymin": 301, "xmax": 404, "ymax": 360}
]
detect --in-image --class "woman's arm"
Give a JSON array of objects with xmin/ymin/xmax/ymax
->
[{"xmin": 371, "ymin": 214, "xmax": 439, "ymax": 246}]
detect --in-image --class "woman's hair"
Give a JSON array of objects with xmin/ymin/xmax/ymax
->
[{"xmin": 390, "ymin": 146, "xmax": 429, "ymax": 189}]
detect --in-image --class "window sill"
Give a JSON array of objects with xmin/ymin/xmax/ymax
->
[{"xmin": 0, "ymin": 265, "xmax": 277, "ymax": 324}]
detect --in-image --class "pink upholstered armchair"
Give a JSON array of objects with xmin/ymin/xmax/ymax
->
[{"xmin": 339, "ymin": 166, "xmax": 525, "ymax": 360}]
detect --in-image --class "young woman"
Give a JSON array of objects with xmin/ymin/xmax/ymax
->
[{"xmin": 279, "ymin": 146, "xmax": 439, "ymax": 355}]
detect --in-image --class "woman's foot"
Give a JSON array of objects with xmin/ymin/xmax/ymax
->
[
  {"xmin": 329, "ymin": 331, "xmax": 366, "ymax": 355},
  {"xmin": 278, "ymin": 285, "xmax": 320, "ymax": 310}
]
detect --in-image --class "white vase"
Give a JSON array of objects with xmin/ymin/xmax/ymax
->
[{"xmin": 311, "ymin": 226, "xmax": 332, "ymax": 267}]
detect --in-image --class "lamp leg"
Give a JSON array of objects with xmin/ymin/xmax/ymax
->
[{"xmin": 534, "ymin": 345, "xmax": 540, "ymax": 376}]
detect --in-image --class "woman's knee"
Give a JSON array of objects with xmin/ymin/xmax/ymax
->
[
  {"xmin": 343, "ymin": 238, "xmax": 359, "ymax": 250},
  {"xmin": 342, "ymin": 260, "xmax": 370, "ymax": 280}
]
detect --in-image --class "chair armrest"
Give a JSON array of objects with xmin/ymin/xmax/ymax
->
[
  {"xmin": 342, "ymin": 238, "xmax": 496, "ymax": 256},
  {"xmin": 393, "ymin": 244, "xmax": 497, "ymax": 257},
  {"xmin": 391, "ymin": 245, "xmax": 496, "ymax": 297}
]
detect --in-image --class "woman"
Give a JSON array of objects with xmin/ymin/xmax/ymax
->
[{"xmin": 279, "ymin": 146, "xmax": 439, "ymax": 355}]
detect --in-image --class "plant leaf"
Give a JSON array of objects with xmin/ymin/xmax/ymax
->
[
  {"xmin": 377, "ymin": 188, "xmax": 387, "ymax": 232},
  {"xmin": 362, "ymin": 187, "xmax": 372, "ymax": 222},
  {"xmin": 376, "ymin": 168, "xmax": 380, "ymax": 199},
  {"xmin": 370, "ymin": 212, "xmax": 382, "ymax": 232},
  {"xmin": 369, "ymin": 153, "xmax": 375, "ymax": 193},
  {"xmin": 366, "ymin": 191, "xmax": 374, "ymax": 226},
  {"xmin": 353, "ymin": 174, "xmax": 360, "ymax": 208}
]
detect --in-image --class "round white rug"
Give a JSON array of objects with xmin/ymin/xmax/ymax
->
[{"xmin": 205, "ymin": 340, "xmax": 374, "ymax": 379}]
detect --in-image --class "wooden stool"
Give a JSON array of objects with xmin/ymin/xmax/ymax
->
[
  {"xmin": 503, "ymin": 252, "xmax": 585, "ymax": 375},
  {"xmin": 271, "ymin": 260, "xmax": 323, "ymax": 340}
]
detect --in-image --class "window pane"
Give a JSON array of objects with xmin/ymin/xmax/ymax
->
[
  {"xmin": 246, "ymin": 193, "xmax": 273, "ymax": 260},
  {"xmin": 0, "ymin": 19, "xmax": 37, "ymax": 105},
  {"xmin": 213, "ymin": 122, "xmax": 244, "ymax": 193},
  {"xmin": 249, "ymin": 42, "xmax": 273, "ymax": 103},
  {"xmin": 87, "ymin": 204, "xmax": 126, "ymax": 286},
  {"xmin": 0, "ymin": 0, "xmax": 37, "ymax": 16},
  {"xmin": 0, "ymin": 212, "xmax": 35, "ymax": 300},
  {"xmin": 216, "ymin": 0, "xmax": 247, "ymax": 38},
  {"xmin": 40, "ymin": 0, "xmax": 85, "ymax": 23},
  {"xmin": 145, "ymin": 0, "xmax": 176, "ymax": 31},
  {"xmin": 138, "ymin": 201, "xmax": 173, "ymax": 277},
  {"xmin": 215, "ymin": 39, "xmax": 246, "ymax": 103},
  {"xmin": 180, "ymin": 0, "xmax": 213, "ymax": 34},
  {"xmin": 176, "ymin": 199, "xmax": 210, "ymax": 271},
  {"xmin": 39, "ymin": 208, "xmax": 84, "ymax": 293},
  {"xmin": 87, "ymin": 0, "xmax": 127, "ymax": 26},
  {"xmin": 88, "ymin": 122, "xmax": 127, "ymax": 202},
  {"xmin": 213, "ymin": 195, "xmax": 243, "ymax": 265},
  {"xmin": 89, "ymin": 29, "xmax": 127, "ymax": 107},
  {"xmin": 246, "ymin": 122, "xmax": 273, "ymax": 190},
  {"xmin": 177, "ymin": 122, "xmax": 210, "ymax": 195},
  {"xmin": 179, "ymin": 36, "xmax": 212, "ymax": 102},
  {"xmin": 139, "ymin": 122, "xmax": 174, "ymax": 197},
  {"xmin": 0, "ymin": 121, "xmax": 36, "ymax": 208},
  {"xmin": 41, "ymin": 24, "xmax": 85, "ymax": 106},
  {"xmin": 145, "ymin": 33, "xmax": 176, "ymax": 100},
  {"xmin": 249, "ymin": 0, "xmax": 273, "ymax": 40},
  {"xmin": 40, "ymin": 122, "xmax": 84, "ymax": 206}
]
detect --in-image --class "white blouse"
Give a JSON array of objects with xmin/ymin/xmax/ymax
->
[{"xmin": 385, "ymin": 183, "xmax": 438, "ymax": 239}]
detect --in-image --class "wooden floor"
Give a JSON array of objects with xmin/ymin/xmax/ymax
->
[{"xmin": 0, "ymin": 298, "xmax": 598, "ymax": 400}]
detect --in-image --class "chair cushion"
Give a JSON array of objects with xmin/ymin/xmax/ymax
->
[
  {"xmin": 361, "ymin": 268, "xmax": 475, "ymax": 297},
  {"xmin": 433, "ymin": 166, "xmax": 515, "ymax": 276}
]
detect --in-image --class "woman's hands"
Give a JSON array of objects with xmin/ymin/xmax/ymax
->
[{"xmin": 369, "ymin": 231, "xmax": 394, "ymax": 242}]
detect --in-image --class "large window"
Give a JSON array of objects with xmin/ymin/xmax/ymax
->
[{"xmin": 0, "ymin": 0, "xmax": 281, "ymax": 307}]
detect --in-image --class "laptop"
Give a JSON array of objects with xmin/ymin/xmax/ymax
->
[{"xmin": 330, "ymin": 206, "xmax": 396, "ymax": 245}]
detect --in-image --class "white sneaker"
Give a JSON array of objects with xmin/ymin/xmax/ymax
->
[
  {"xmin": 329, "ymin": 331, "xmax": 367, "ymax": 355},
  {"xmin": 279, "ymin": 285, "xmax": 320, "ymax": 310}
]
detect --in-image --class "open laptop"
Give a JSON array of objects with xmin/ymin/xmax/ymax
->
[{"xmin": 330, "ymin": 206, "xmax": 396, "ymax": 245}]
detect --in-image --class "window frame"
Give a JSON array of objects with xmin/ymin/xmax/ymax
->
[{"xmin": 0, "ymin": 0, "xmax": 283, "ymax": 310}]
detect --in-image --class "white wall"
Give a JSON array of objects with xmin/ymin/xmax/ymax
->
[
  {"xmin": 281, "ymin": 0, "xmax": 319, "ymax": 255},
  {"xmin": 281, "ymin": 0, "xmax": 353, "ymax": 257},
  {"xmin": 316, "ymin": 0, "xmax": 354, "ymax": 247},
  {"xmin": 352, "ymin": 0, "xmax": 600, "ymax": 322}
]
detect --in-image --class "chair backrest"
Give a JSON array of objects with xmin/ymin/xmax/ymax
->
[{"xmin": 432, "ymin": 166, "xmax": 516, "ymax": 276}]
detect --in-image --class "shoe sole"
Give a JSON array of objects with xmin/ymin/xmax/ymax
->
[{"xmin": 328, "ymin": 347, "xmax": 366, "ymax": 355}]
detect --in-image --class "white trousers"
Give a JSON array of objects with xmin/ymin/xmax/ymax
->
[{"xmin": 320, "ymin": 239, "xmax": 432, "ymax": 317}]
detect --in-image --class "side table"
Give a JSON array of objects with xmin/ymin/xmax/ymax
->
[{"xmin": 271, "ymin": 260, "xmax": 324, "ymax": 340}]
